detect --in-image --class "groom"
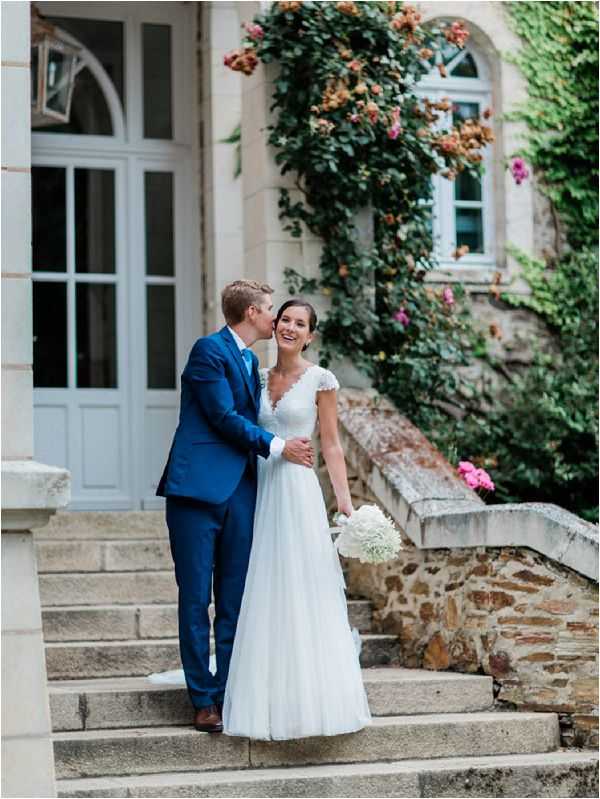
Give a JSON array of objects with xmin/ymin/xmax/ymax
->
[{"xmin": 157, "ymin": 280, "xmax": 313, "ymax": 732}]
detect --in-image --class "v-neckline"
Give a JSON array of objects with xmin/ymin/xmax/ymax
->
[{"xmin": 266, "ymin": 364, "xmax": 316, "ymax": 413}]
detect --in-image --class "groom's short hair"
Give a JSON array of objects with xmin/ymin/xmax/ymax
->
[{"xmin": 222, "ymin": 280, "xmax": 274, "ymax": 325}]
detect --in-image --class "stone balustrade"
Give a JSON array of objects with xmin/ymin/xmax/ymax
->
[{"xmin": 321, "ymin": 388, "xmax": 599, "ymax": 748}]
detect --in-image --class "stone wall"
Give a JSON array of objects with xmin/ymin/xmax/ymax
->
[{"xmin": 319, "ymin": 389, "xmax": 598, "ymax": 749}]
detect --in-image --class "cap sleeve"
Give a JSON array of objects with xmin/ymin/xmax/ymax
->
[{"xmin": 317, "ymin": 367, "xmax": 340, "ymax": 392}]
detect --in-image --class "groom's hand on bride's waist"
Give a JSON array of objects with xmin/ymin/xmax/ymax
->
[{"xmin": 282, "ymin": 438, "xmax": 314, "ymax": 468}]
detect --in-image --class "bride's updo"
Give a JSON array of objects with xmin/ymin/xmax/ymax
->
[{"xmin": 275, "ymin": 299, "xmax": 317, "ymax": 352}]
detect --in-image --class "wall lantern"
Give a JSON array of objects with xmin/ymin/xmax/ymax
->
[{"xmin": 31, "ymin": 5, "xmax": 81, "ymax": 126}]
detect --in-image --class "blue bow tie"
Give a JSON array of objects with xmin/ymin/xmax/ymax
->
[{"xmin": 241, "ymin": 348, "xmax": 253, "ymax": 376}]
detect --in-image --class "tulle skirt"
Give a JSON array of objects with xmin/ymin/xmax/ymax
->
[{"xmin": 222, "ymin": 456, "xmax": 372, "ymax": 741}]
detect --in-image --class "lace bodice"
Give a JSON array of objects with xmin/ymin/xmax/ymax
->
[{"xmin": 259, "ymin": 364, "xmax": 339, "ymax": 439}]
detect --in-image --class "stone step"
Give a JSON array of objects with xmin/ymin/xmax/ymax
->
[
  {"xmin": 55, "ymin": 751, "xmax": 599, "ymax": 798},
  {"xmin": 48, "ymin": 670, "xmax": 494, "ymax": 731},
  {"xmin": 46, "ymin": 634, "xmax": 400, "ymax": 680},
  {"xmin": 36, "ymin": 539, "xmax": 173, "ymax": 573},
  {"xmin": 42, "ymin": 600, "xmax": 374, "ymax": 642},
  {"xmin": 40, "ymin": 571, "xmax": 177, "ymax": 607},
  {"xmin": 52, "ymin": 712, "xmax": 560, "ymax": 780},
  {"xmin": 35, "ymin": 511, "xmax": 168, "ymax": 541}
]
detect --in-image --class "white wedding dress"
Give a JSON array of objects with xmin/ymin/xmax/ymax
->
[{"xmin": 149, "ymin": 363, "xmax": 372, "ymax": 741}]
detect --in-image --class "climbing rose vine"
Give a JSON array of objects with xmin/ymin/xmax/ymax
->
[{"xmin": 226, "ymin": 1, "xmax": 495, "ymax": 422}]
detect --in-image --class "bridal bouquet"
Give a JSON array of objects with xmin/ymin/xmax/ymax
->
[{"xmin": 333, "ymin": 504, "xmax": 402, "ymax": 564}]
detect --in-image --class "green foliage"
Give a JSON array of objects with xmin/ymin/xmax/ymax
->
[
  {"xmin": 240, "ymin": 0, "xmax": 491, "ymax": 422},
  {"xmin": 447, "ymin": 1, "xmax": 600, "ymax": 521},
  {"xmin": 433, "ymin": 246, "xmax": 599, "ymax": 522},
  {"xmin": 504, "ymin": 1, "xmax": 599, "ymax": 247}
]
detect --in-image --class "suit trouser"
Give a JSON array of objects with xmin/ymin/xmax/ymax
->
[{"xmin": 165, "ymin": 465, "xmax": 257, "ymax": 709}]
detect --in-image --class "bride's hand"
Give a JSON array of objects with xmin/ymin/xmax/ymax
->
[{"xmin": 337, "ymin": 499, "xmax": 353, "ymax": 518}]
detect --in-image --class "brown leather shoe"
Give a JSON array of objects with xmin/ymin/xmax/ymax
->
[{"xmin": 194, "ymin": 704, "xmax": 223, "ymax": 733}]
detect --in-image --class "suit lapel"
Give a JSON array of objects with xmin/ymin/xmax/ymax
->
[{"xmin": 219, "ymin": 326, "xmax": 257, "ymax": 407}]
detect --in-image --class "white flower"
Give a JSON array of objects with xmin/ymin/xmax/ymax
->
[{"xmin": 333, "ymin": 504, "xmax": 402, "ymax": 564}]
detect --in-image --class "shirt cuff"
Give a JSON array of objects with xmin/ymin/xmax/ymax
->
[{"xmin": 269, "ymin": 436, "xmax": 285, "ymax": 457}]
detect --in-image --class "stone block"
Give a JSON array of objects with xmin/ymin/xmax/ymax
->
[
  {"xmin": 45, "ymin": 640, "xmax": 183, "ymax": 680},
  {"xmin": 2, "ymin": 630, "xmax": 52, "ymax": 737},
  {"xmin": 1, "ymin": 170, "xmax": 30, "ymax": 273},
  {"xmin": 1, "ymin": 369, "xmax": 33, "ymax": 458},
  {"xmin": 53, "ymin": 727, "xmax": 250, "ymax": 779},
  {"xmin": 2, "ymin": 737, "xmax": 56, "ymax": 799},
  {"xmin": 1, "ymin": 66, "xmax": 30, "ymax": 168},
  {"xmin": 36, "ymin": 541, "xmax": 103, "ymax": 573},
  {"xmin": 39, "ymin": 571, "xmax": 177, "ymax": 607},
  {"xmin": 138, "ymin": 605, "xmax": 179, "ymax": 639},
  {"xmin": 1, "ymin": 277, "xmax": 32, "ymax": 364},
  {"xmin": 2, "ymin": 532, "xmax": 43, "ymax": 631},
  {"xmin": 42, "ymin": 606, "xmax": 138, "ymax": 643},
  {"xmin": 103, "ymin": 541, "xmax": 172, "ymax": 571},
  {"xmin": 49, "ymin": 690, "xmax": 83, "ymax": 732},
  {"xmin": 36, "ymin": 511, "xmax": 167, "ymax": 540},
  {"xmin": 0, "ymin": 1, "xmax": 29, "ymax": 64}
]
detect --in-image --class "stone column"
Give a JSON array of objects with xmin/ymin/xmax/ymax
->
[
  {"xmin": 237, "ymin": 1, "xmax": 307, "ymax": 365},
  {"xmin": 200, "ymin": 1, "xmax": 246, "ymax": 332},
  {"xmin": 1, "ymin": 3, "xmax": 70, "ymax": 796}
]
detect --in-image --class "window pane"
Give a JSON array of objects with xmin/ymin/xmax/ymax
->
[
  {"xmin": 75, "ymin": 169, "xmax": 116, "ymax": 274},
  {"xmin": 143, "ymin": 24, "xmax": 172, "ymax": 139},
  {"xmin": 456, "ymin": 208, "xmax": 484, "ymax": 253},
  {"xmin": 453, "ymin": 101, "xmax": 480, "ymax": 124},
  {"xmin": 32, "ymin": 167, "xmax": 66, "ymax": 272},
  {"xmin": 145, "ymin": 172, "xmax": 174, "ymax": 276},
  {"xmin": 451, "ymin": 52, "xmax": 478, "ymax": 78},
  {"xmin": 147, "ymin": 285, "xmax": 175, "ymax": 389},
  {"xmin": 76, "ymin": 283, "xmax": 117, "ymax": 388},
  {"xmin": 47, "ymin": 17, "xmax": 125, "ymax": 108},
  {"xmin": 455, "ymin": 171, "xmax": 481, "ymax": 202},
  {"xmin": 33, "ymin": 282, "xmax": 68, "ymax": 387}
]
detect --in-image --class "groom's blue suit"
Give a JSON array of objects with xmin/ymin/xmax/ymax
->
[{"xmin": 157, "ymin": 326, "xmax": 274, "ymax": 708}]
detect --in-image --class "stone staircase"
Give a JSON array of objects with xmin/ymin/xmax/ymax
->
[{"xmin": 36, "ymin": 512, "xmax": 598, "ymax": 798}]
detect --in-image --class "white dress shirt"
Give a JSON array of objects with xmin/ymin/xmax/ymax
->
[{"xmin": 227, "ymin": 326, "xmax": 285, "ymax": 457}]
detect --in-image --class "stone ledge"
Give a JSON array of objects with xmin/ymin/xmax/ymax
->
[
  {"xmin": 337, "ymin": 389, "xmax": 598, "ymax": 583},
  {"xmin": 2, "ymin": 460, "xmax": 70, "ymax": 531}
]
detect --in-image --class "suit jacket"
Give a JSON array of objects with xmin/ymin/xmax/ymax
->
[{"xmin": 156, "ymin": 326, "xmax": 273, "ymax": 504}]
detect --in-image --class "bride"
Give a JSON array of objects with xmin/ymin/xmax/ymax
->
[{"xmin": 151, "ymin": 298, "xmax": 372, "ymax": 741}]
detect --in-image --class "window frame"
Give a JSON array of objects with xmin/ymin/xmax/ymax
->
[{"xmin": 416, "ymin": 42, "xmax": 496, "ymax": 272}]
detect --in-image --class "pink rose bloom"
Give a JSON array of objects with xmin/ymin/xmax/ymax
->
[
  {"xmin": 475, "ymin": 468, "xmax": 495, "ymax": 491},
  {"xmin": 393, "ymin": 308, "xmax": 410, "ymax": 327},
  {"xmin": 458, "ymin": 460, "xmax": 476, "ymax": 475},
  {"xmin": 223, "ymin": 52, "xmax": 235, "ymax": 67},
  {"xmin": 244, "ymin": 22, "xmax": 264, "ymax": 40},
  {"xmin": 465, "ymin": 472, "xmax": 479, "ymax": 489},
  {"xmin": 387, "ymin": 124, "xmax": 401, "ymax": 140},
  {"xmin": 350, "ymin": 114, "xmax": 360, "ymax": 123},
  {"xmin": 442, "ymin": 286, "xmax": 455, "ymax": 306}
]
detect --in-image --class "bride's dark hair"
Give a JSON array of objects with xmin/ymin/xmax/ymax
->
[{"xmin": 275, "ymin": 299, "xmax": 318, "ymax": 352}]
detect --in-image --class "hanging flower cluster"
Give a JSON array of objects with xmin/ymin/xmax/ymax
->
[{"xmin": 224, "ymin": 1, "xmax": 495, "ymax": 431}]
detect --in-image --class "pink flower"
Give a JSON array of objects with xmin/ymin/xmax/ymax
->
[
  {"xmin": 393, "ymin": 308, "xmax": 410, "ymax": 327},
  {"xmin": 387, "ymin": 124, "xmax": 401, "ymax": 140},
  {"xmin": 442, "ymin": 286, "xmax": 455, "ymax": 306},
  {"xmin": 244, "ymin": 22, "xmax": 264, "ymax": 40},
  {"xmin": 458, "ymin": 460, "xmax": 476, "ymax": 475},
  {"xmin": 458, "ymin": 461, "xmax": 496, "ymax": 493},
  {"xmin": 464, "ymin": 472, "xmax": 479, "ymax": 489},
  {"xmin": 511, "ymin": 157, "xmax": 529, "ymax": 185},
  {"xmin": 474, "ymin": 468, "xmax": 495, "ymax": 491},
  {"xmin": 349, "ymin": 113, "xmax": 360, "ymax": 123}
]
